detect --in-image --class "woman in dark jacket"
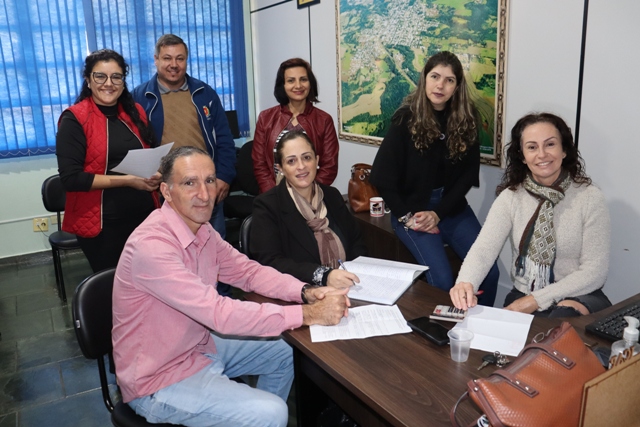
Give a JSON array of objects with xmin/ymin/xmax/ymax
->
[
  {"xmin": 251, "ymin": 130, "xmax": 365, "ymax": 288},
  {"xmin": 370, "ymin": 51, "xmax": 498, "ymax": 305},
  {"xmin": 252, "ymin": 58, "xmax": 339, "ymax": 194}
]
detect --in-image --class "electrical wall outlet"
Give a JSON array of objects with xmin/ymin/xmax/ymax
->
[
  {"xmin": 33, "ymin": 217, "xmax": 49, "ymax": 232},
  {"xmin": 50, "ymin": 215, "xmax": 58, "ymax": 225}
]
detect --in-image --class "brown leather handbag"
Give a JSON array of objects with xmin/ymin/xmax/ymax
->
[
  {"xmin": 450, "ymin": 322, "xmax": 605, "ymax": 427},
  {"xmin": 347, "ymin": 163, "xmax": 379, "ymax": 213}
]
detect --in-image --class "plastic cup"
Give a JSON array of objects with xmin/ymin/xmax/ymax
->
[{"xmin": 448, "ymin": 328, "xmax": 474, "ymax": 362}]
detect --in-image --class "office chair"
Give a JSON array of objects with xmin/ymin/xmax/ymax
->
[
  {"xmin": 41, "ymin": 174, "xmax": 81, "ymax": 302},
  {"xmin": 223, "ymin": 140, "xmax": 260, "ymax": 221},
  {"xmin": 224, "ymin": 110, "xmax": 241, "ymax": 139},
  {"xmin": 239, "ymin": 215, "xmax": 253, "ymax": 257},
  {"xmin": 72, "ymin": 268, "xmax": 181, "ymax": 427}
]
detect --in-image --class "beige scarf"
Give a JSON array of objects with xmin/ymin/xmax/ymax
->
[{"xmin": 287, "ymin": 181, "xmax": 346, "ymax": 268}]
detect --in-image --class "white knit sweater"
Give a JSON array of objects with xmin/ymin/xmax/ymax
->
[{"xmin": 456, "ymin": 182, "xmax": 610, "ymax": 310}]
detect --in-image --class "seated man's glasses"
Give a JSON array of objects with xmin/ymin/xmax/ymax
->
[{"xmin": 91, "ymin": 72, "xmax": 124, "ymax": 86}]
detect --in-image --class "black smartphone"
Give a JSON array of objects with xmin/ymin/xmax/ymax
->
[{"xmin": 407, "ymin": 316, "xmax": 450, "ymax": 346}]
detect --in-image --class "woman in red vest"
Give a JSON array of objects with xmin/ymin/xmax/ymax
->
[{"xmin": 56, "ymin": 49, "xmax": 160, "ymax": 272}]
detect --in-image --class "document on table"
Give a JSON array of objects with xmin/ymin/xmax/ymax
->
[
  {"xmin": 111, "ymin": 142, "xmax": 174, "ymax": 178},
  {"xmin": 452, "ymin": 305, "xmax": 534, "ymax": 356},
  {"xmin": 344, "ymin": 256, "xmax": 428, "ymax": 305},
  {"xmin": 310, "ymin": 304, "xmax": 412, "ymax": 343}
]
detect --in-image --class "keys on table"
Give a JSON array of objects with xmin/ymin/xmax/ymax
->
[
  {"xmin": 477, "ymin": 353, "xmax": 496, "ymax": 370},
  {"xmin": 477, "ymin": 351, "xmax": 511, "ymax": 370}
]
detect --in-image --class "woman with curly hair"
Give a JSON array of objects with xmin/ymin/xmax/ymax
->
[
  {"xmin": 370, "ymin": 51, "xmax": 499, "ymax": 305},
  {"xmin": 450, "ymin": 113, "xmax": 611, "ymax": 317},
  {"xmin": 56, "ymin": 49, "xmax": 160, "ymax": 273}
]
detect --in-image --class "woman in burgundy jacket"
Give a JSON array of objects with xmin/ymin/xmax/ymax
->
[{"xmin": 252, "ymin": 58, "xmax": 339, "ymax": 193}]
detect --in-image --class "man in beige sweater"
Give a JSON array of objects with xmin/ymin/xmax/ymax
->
[{"xmin": 133, "ymin": 34, "xmax": 237, "ymax": 295}]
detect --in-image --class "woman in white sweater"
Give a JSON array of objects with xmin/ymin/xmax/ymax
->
[{"xmin": 450, "ymin": 113, "xmax": 611, "ymax": 317}]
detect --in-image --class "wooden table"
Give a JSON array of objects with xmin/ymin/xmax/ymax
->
[{"xmin": 247, "ymin": 285, "xmax": 638, "ymax": 427}]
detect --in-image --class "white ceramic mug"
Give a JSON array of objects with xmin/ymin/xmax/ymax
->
[{"xmin": 369, "ymin": 197, "xmax": 384, "ymax": 217}]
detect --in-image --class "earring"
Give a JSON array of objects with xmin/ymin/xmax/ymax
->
[{"xmin": 317, "ymin": 165, "xmax": 320, "ymax": 169}]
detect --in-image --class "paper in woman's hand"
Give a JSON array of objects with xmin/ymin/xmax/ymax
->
[{"xmin": 111, "ymin": 142, "xmax": 174, "ymax": 178}]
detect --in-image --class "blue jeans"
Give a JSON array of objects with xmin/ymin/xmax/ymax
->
[
  {"xmin": 128, "ymin": 334, "xmax": 293, "ymax": 427},
  {"xmin": 391, "ymin": 188, "xmax": 499, "ymax": 306}
]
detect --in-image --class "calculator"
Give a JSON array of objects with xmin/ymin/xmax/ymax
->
[{"xmin": 429, "ymin": 305, "xmax": 466, "ymax": 323}]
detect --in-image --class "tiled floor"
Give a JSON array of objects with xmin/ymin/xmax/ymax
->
[
  {"xmin": 0, "ymin": 224, "xmax": 298, "ymax": 426},
  {"xmin": 0, "ymin": 250, "xmax": 111, "ymax": 427}
]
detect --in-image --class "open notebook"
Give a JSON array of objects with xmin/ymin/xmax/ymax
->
[{"xmin": 343, "ymin": 256, "xmax": 428, "ymax": 305}]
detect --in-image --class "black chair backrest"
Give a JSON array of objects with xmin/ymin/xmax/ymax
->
[
  {"xmin": 239, "ymin": 215, "xmax": 252, "ymax": 256},
  {"xmin": 42, "ymin": 175, "xmax": 66, "ymax": 230},
  {"xmin": 72, "ymin": 268, "xmax": 116, "ymax": 360},
  {"xmin": 42, "ymin": 174, "xmax": 66, "ymax": 212},
  {"xmin": 236, "ymin": 140, "xmax": 260, "ymax": 196},
  {"xmin": 225, "ymin": 110, "xmax": 241, "ymax": 139}
]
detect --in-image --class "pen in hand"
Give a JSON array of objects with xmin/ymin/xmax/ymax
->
[{"xmin": 338, "ymin": 259, "xmax": 361, "ymax": 290}]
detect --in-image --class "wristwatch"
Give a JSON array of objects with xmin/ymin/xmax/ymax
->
[{"xmin": 301, "ymin": 283, "xmax": 319, "ymax": 304}]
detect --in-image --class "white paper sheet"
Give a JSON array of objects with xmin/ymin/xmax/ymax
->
[
  {"xmin": 309, "ymin": 304, "xmax": 412, "ymax": 343},
  {"xmin": 111, "ymin": 142, "xmax": 174, "ymax": 178},
  {"xmin": 452, "ymin": 305, "xmax": 534, "ymax": 356},
  {"xmin": 344, "ymin": 256, "xmax": 428, "ymax": 305},
  {"xmin": 347, "ymin": 256, "xmax": 430, "ymax": 271}
]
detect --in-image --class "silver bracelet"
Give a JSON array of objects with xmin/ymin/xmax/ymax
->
[
  {"xmin": 398, "ymin": 212, "xmax": 413, "ymax": 230},
  {"xmin": 312, "ymin": 266, "xmax": 331, "ymax": 286}
]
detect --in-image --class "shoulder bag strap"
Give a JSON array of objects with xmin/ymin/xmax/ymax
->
[{"xmin": 450, "ymin": 392, "xmax": 478, "ymax": 427}]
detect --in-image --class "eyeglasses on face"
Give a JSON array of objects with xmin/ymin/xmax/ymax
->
[{"xmin": 91, "ymin": 72, "xmax": 125, "ymax": 85}]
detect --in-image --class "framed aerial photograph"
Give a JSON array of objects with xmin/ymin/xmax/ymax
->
[
  {"xmin": 336, "ymin": 0, "xmax": 509, "ymax": 166},
  {"xmin": 298, "ymin": 0, "xmax": 320, "ymax": 8}
]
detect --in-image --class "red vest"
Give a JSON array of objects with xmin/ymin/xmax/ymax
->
[{"xmin": 60, "ymin": 98, "xmax": 153, "ymax": 237}]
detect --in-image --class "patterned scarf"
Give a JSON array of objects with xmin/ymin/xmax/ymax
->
[
  {"xmin": 515, "ymin": 172, "xmax": 572, "ymax": 292},
  {"xmin": 287, "ymin": 181, "xmax": 346, "ymax": 269}
]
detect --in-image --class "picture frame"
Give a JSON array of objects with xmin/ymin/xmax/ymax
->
[
  {"xmin": 335, "ymin": 0, "xmax": 509, "ymax": 166},
  {"xmin": 298, "ymin": 0, "xmax": 320, "ymax": 9}
]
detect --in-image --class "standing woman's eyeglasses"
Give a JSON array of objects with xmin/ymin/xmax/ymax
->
[{"xmin": 91, "ymin": 72, "xmax": 124, "ymax": 85}]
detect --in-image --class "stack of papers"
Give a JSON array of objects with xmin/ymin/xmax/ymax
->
[
  {"xmin": 452, "ymin": 305, "xmax": 534, "ymax": 356},
  {"xmin": 310, "ymin": 304, "xmax": 411, "ymax": 343},
  {"xmin": 344, "ymin": 256, "xmax": 428, "ymax": 305}
]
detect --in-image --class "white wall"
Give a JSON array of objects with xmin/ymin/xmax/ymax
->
[
  {"xmin": 0, "ymin": 155, "xmax": 59, "ymax": 258},
  {"xmin": 248, "ymin": 0, "xmax": 636, "ymax": 305},
  {"xmin": 577, "ymin": 0, "xmax": 640, "ymax": 304}
]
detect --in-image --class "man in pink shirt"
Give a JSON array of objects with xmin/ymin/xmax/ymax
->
[{"xmin": 112, "ymin": 146, "xmax": 349, "ymax": 427}]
